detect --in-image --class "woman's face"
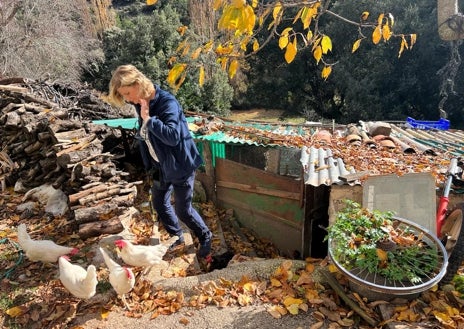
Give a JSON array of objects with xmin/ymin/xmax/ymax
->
[{"xmin": 117, "ymin": 84, "xmax": 141, "ymax": 105}]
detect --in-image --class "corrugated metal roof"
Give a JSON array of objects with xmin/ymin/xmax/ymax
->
[
  {"xmin": 93, "ymin": 116, "xmax": 310, "ymax": 147},
  {"xmin": 300, "ymin": 146, "xmax": 355, "ymax": 186},
  {"xmin": 94, "ymin": 116, "xmax": 463, "ymax": 187}
]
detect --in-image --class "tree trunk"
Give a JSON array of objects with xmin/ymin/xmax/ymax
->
[{"xmin": 437, "ymin": 0, "xmax": 464, "ymax": 40}]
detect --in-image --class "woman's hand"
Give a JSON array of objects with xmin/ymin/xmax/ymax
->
[{"xmin": 140, "ymin": 98, "xmax": 150, "ymax": 122}]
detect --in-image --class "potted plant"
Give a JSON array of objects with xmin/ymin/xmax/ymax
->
[{"xmin": 326, "ymin": 199, "xmax": 441, "ymax": 285}]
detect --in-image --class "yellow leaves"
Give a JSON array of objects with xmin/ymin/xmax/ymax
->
[
  {"xmin": 398, "ymin": 35, "xmax": 409, "ymax": 58},
  {"xmin": 284, "ymin": 37, "xmax": 297, "ymax": 64},
  {"xmin": 382, "ymin": 23, "xmax": 392, "ymax": 41},
  {"xmin": 396, "ymin": 308, "xmax": 420, "ymax": 322},
  {"xmin": 313, "ymin": 45, "xmax": 322, "ymax": 64},
  {"xmin": 300, "ymin": 4, "xmax": 320, "ymax": 30},
  {"xmin": 217, "ymin": 3, "xmax": 256, "ymax": 35},
  {"xmin": 203, "ymin": 40, "xmax": 214, "ymax": 53},
  {"xmin": 146, "ymin": 0, "xmax": 158, "ymax": 5},
  {"xmin": 176, "ymin": 25, "xmax": 187, "ymax": 36},
  {"xmin": 279, "ymin": 35, "xmax": 289, "ymax": 49},
  {"xmin": 321, "ymin": 66, "xmax": 332, "ymax": 80},
  {"xmin": 283, "ymin": 296, "xmax": 303, "ymax": 307},
  {"xmin": 198, "ymin": 65, "xmax": 205, "ymax": 87},
  {"xmin": 352, "ymin": 39, "xmax": 362, "ymax": 53},
  {"xmin": 215, "ymin": 43, "xmax": 234, "ymax": 56},
  {"xmin": 377, "ymin": 13, "xmax": 385, "ymax": 25},
  {"xmin": 273, "ymin": 2, "xmax": 283, "ymax": 21},
  {"xmin": 433, "ymin": 311, "xmax": 456, "ymax": 327},
  {"xmin": 321, "ymin": 35, "xmax": 332, "ymax": 54},
  {"xmin": 191, "ymin": 47, "xmax": 202, "ymax": 60},
  {"xmin": 311, "ymin": 34, "xmax": 331, "ymax": 65},
  {"xmin": 372, "ymin": 25, "xmax": 382, "ymax": 45},
  {"xmin": 328, "ymin": 263, "xmax": 338, "ymax": 273},
  {"xmin": 372, "ymin": 12, "xmax": 396, "ymax": 44},
  {"xmin": 100, "ymin": 307, "xmax": 110, "ymax": 320},
  {"xmin": 397, "ymin": 33, "xmax": 417, "ymax": 58},
  {"xmin": 228, "ymin": 59, "xmax": 239, "ymax": 79},
  {"xmin": 167, "ymin": 63, "xmax": 187, "ymax": 91},
  {"xmin": 376, "ymin": 248, "xmax": 388, "ymax": 261},
  {"xmin": 271, "ymin": 277, "xmax": 282, "ymax": 287},
  {"xmin": 252, "ymin": 39, "xmax": 259, "ymax": 52},
  {"xmin": 168, "ymin": 2, "xmax": 415, "ymax": 91},
  {"xmin": 278, "ymin": 27, "xmax": 299, "ymax": 64},
  {"xmin": 5, "ymin": 305, "xmax": 28, "ymax": 317},
  {"xmin": 279, "ymin": 27, "xmax": 293, "ymax": 49}
]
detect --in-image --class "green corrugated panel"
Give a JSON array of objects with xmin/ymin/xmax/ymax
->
[
  {"xmin": 413, "ymin": 137, "xmax": 464, "ymax": 156},
  {"xmin": 210, "ymin": 142, "xmax": 225, "ymax": 167},
  {"xmin": 92, "ymin": 117, "xmax": 292, "ymax": 147},
  {"xmin": 93, "ymin": 118, "xmax": 138, "ymax": 130}
]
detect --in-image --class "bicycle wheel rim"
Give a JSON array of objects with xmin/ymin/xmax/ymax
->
[{"xmin": 329, "ymin": 216, "xmax": 448, "ymax": 295}]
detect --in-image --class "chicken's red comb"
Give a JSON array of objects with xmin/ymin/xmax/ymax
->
[
  {"xmin": 69, "ymin": 248, "xmax": 79, "ymax": 256},
  {"xmin": 114, "ymin": 240, "xmax": 125, "ymax": 248}
]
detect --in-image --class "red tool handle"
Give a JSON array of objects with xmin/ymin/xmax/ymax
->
[{"xmin": 436, "ymin": 195, "xmax": 449, "ymax": 237}]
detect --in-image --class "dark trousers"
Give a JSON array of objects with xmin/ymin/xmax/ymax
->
[{"xmin": 151, "ymin": 171, "xmax": 210, "ymax": 242}]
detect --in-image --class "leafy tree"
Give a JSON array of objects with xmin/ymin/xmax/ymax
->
[
  {"xmin": 324, "ymin": 0, "xmax": 452, "ymax": 123},
  {"xmin": 86, "ymin": 3, "xmax": 232, "ymax": 115},
  {"xmin": 0, "ymin": 0, "xmax": 102, "ymax": 83},
  {"xmin": 166, "ymin": 0, "xmax": 416, "ymax": 91}
]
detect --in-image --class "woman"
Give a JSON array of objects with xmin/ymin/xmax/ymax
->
[{"xmin": 108, "ymin": 64, "xmax": 212, "ymax": 262}]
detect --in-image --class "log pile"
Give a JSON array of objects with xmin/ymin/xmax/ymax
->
[{"xmin": 0, "ymin": 77, "xmax": 142, "ymax": 239}]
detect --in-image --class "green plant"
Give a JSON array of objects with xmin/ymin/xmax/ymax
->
[{"xmin": 326, "ymin": 199, "xmax": 439, "ymax": 284}]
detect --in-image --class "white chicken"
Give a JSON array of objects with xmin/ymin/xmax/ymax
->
[
  {"xmin": 59, "ymin": 255, "xmax": 97, "ymax": 299},
  {"xmin": 17, "ymin": 223, "xmax": 78, "ymax": 263},
  {"xmin": 114, "ymin": 235, "xmax": 178, "ymax": 274},
  {"xmin": 99, "ymin": 247, "xmax": 135, "ymax": 309}
]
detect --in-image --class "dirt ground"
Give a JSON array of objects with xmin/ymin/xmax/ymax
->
[{"xmin": 70, "ymin": 259, "xmax": 320, "ymax": 329}]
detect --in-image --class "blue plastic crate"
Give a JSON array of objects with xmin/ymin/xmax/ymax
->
[{"xmin": 406, "ymin": 117, "xmax": 450, "ymax": 130}]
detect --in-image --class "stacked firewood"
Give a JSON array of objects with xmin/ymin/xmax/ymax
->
[{"xmin": 0, "ymin": 78, "xmax": 142, "ymax": 239}]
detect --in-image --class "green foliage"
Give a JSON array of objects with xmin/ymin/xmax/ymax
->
[
  {"xmin": 323, "ymin": 0, "xmax": 445, "ymax": 123},
  {"xmin": 236, "ymin": 0, "xmax": 464, "ymax": 126},
  {"xmin": 200, "ymin": 70, "xmax": 233, "ymax": 116},
  {"xmin": 86, "ymin": 5, "xmax": 182, "ymax": 91},
  {"xmin": 85, "ymin": 3, "xmax": 232, "ymax": 116},
  {"xmin": 176, "ymin": 68, "xmax": 232, "ymax": 115},
  {"xmin": 327, "ymin": 199, "xmax": 439, "ymax": 284},
  {"xmin": 453, "ymin": 274, "xmax": 464, "ymax": 297}
]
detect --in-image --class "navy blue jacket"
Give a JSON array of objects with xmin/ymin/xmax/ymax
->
[{"xmin": 135, "ymin": 85, "xmax": 203, "ymax": 182}]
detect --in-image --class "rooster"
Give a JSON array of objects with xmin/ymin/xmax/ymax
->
[
  {"xmin": 17, "ymin": 223, "xmax": 78, "ymax": 263},
  {"xmin": 99, "ymin": 247, "xmax": 135, "ymax": 309},
  {"xmin": 58, "ymin": 255, "xmax": 97, "ymax": 299},
  {"xmin": 114, "ymin": 235, "xmax": 178, "ymax": 275}
]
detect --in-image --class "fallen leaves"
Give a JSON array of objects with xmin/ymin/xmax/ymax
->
[{"xmin": 2, "ymin": 190, "xmax": 464, "ymax": 329}]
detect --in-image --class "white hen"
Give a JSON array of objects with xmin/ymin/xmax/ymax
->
[
  {"xmin": 59, "ymin": 255, "xmax": 97, "ymax": 299},
  {"xmin": 17, "ymin": 223, "xmax": 78, "ymax": 263},
  {"xmin": 114, "ymin": 236, "xmax": 178, "ymax": 274},
  {"xmin": 99, "ymin": 247, "xmax": 135, "ymax": 309}
]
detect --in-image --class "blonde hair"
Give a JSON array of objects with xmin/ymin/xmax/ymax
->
[{"xmin": 108, "ymin": 64, "xmax": 154, "ymax": 107}]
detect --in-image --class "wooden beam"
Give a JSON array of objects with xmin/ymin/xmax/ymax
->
[{"xmin": 216, "ymin": 180, "xmax": 300, "ymax": 200}]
